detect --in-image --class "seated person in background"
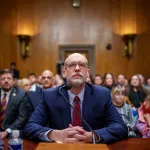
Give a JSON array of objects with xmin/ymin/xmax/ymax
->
[
  {"xmin": 24, "ymin": 53, "xmax": 128, "ymax": 143},
  {"xmin": 136, "ymin": 95, "xmax": 150, "ymax": 138},
  {"xmin": 28, "ymin": 70, "xmax": 54, "ymax": 110},
  {"xmin": 112, "ymin": 86, "xmax": 137, "ymax": 137},
  {"xmin": 102, "ymin": 73, "xmax": 116, "ymax": 92},
  {"xmin": 41, "ymin": 70, "xmax": 54, "ymax": 89},
  {"xmin": 94, "ymin": 74, "xmax": 103, "ymax": 86},
  {"xmin": 19, "ymin": 78, "xmax": 31, "ymax": 92},
  {"xmin": 117, "ymin": 74, "xmax": 126, "ymax": 91},
  {"xmin": 128, "ymin": 75, "xmax": 147, "ymax": 109},
  {"xmin": 10, "ymin": 62, "xmax": 19, "ymax": 79},
  {"xmin": 28, "ymin": 73, "xmax": 41, "ymax": 92},
  {"xmin": 0, "ymin": 69, "xmax": 31, "ymax": 139}
]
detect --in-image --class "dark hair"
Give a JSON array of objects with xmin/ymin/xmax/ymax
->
[
  {"xmin": 10, "ymin": 62, "xmax": 16, "ymax": 66},
  {"xmin": 117, "ymin": 74, "xmax": 126, "ymax": 79},
  {"xmin": 95, "ymin": 74, "xmax": 102, "ymax": 78},
  {"xmin": 146, "ymin": 77, "xmax": 150, "ymax": 85},
  {"xmin": 102, "ymin": 72, "xmax": 115, "ymax": 87},
  {"xmin": 28, "ymin": 73, "xmax": 36, "ymax": 77},
  {"xmin": 0, "ymin": 69, "xmax": 13, "ymax": 77},
  {"xmin": 130, "ymin": 74, "xmax": 147, "ymax": 93}
]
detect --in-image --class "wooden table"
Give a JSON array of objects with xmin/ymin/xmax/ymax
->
[
  {"xmin": 3, "ymin": 138, "xmax": 150, "ymax": 150},
  {"xmin": 108, "ymin": 138, "xmax": 150, "ymax": 150}
]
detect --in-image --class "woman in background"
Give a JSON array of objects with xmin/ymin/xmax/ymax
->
[
  {"xmin": 19, "ymin": 78, "xmax": 31, "ymax": 92},
  {"xmin": 103, "ymin": 73, "xmax": 115, "ymax": 91},
  {"xmin": 128, "ymin": 75, "xmax": 147, "ymax": 109}
]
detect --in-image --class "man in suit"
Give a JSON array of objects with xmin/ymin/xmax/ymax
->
[
  {"xmin": 24, "ymin": 53, "xmax": 128, "ymax": 143},
  {"xmin": 28, "ymin": 70, "xmax": 54, "ymax": 110},
  {"xmin": 28, "ymin": 73, "xmax": 41, "ymax": 92},
  {"xmin": 0, "ymin": 69, "xmax": 31, "ymax": 139}
]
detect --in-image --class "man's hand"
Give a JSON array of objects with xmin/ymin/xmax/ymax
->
[
  {"xmin": 48, "ymin": 127, "xmax": 79, "ymax": 143},
  {"xmin": 0, "ymin": 131, "xmax": 8, "ymax": 139},
  {"xmin": 48, "ymin": 124, "xmax": 93, "ymax": 143},
  {"xmin": 69, "ymin": 124, "xmax": 93, "ymax": 143}
]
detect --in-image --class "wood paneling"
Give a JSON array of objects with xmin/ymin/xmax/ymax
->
[{"xmin": 0, "ymin": 0, "xmax": 150, "ymax": 78}]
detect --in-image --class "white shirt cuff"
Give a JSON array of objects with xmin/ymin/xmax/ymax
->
[{"xmin": 39, "ymin": 130, "xmax": 53, "ymax": 142}]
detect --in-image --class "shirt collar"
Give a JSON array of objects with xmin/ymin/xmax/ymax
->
[
  {"xmin": 67, "ymin": 88, "xmax": 85, "ymax": 105},
  {"xmin": 1, "ymin": 88, "xmax": 13, "ymax": 97}
]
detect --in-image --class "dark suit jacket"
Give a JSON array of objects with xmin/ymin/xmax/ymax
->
[
  {"xmin": 28, "ymin": 87, "xmax": 42, "ymax": 110},
  {"xmin": 0, "ymin": 87, "xmax": 32, "ymax": 137},
  {"xmin": 24, "ymin": 83, "xmax": 128, "ymax": 143},
  {"xmin": 11, "ymin": 69, "xmax": 19, "ymax": 79}
]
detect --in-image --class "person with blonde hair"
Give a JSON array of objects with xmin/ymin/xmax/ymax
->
[
  {"xmin": 19, "ymin": 78, "xmax": 31, "ymax": 92},
  {"xmin": 112, "ymin": 86, "xmax": 136, "ymax": 137}
]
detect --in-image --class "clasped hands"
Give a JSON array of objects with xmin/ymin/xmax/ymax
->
[{"xmin": 48, "ymin": 124, "xmax": 93, "ymax": 143}]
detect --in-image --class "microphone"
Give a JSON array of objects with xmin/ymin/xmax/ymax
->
[{"xmin": 59, "ymin": 84, "xmax": 96, "ymax": 144}]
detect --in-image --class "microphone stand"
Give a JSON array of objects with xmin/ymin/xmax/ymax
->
[{"xmin": 59, "ymin": 85, "xmax": 96, "ymax": 144}]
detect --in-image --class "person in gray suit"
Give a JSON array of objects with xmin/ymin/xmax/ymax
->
[{"xmin": 0, "ymin": 69, "xmax": 32, "ymax": 139}]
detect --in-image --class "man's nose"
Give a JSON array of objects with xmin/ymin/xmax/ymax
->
[
  {"xmin": 75, "ymin": 64, "xmax": 80, "ymax": 70},
  {"xmin": 4, "ymin": 78, "xmax": 9, "ymax": 82}
]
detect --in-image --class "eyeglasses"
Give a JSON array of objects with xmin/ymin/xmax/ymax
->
[{"xmin": 66, "ymin": 62, "xmax": 88, "ymax": 70}]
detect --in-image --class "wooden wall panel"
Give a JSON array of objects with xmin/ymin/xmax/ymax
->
[
  {"xmin": 0, "ymin": 1, "xmax": 17, "ymax": 70},
  {"xmin": 0, "ymin": 0, "xmax": 150, "ymax": 78}
]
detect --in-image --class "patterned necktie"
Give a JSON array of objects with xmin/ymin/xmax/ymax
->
[
  {"xmin": 0, "ymin": 93, "xmax": 7, "ymax": 128},
  {"xmin": 72, "ymin": 96, "xmax": 82, "ymax": 126}
]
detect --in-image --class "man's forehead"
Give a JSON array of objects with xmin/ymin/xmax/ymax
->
[
  {"xmin": 42, "ymin": 72, "xmax": 53, "ymax": 78},
  {"xmin": 0, "ymin": 73, "xmax": 12, "ymax": 77},
  {"xmin": 66, "ymin": 54, "xmax": 88, "ymax": 64}
]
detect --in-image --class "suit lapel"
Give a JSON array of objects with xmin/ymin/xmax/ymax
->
[
  {"xmin": 82, "ymin": 84, "xmax": 94, "ymax": 131},
  {"xmin": 58, "ymin": 89, "xmax": 71, "ymax": 128},
  {"xmin": 3, "ymin": 88, "xmax": 17, "ymax": 124}
]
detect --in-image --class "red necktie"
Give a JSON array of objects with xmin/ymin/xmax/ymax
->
[
  {"xmin": 72, "ymin": 96, "xmax": 82, "ymax": 126},
  {"xmin": 0, "ymin": 93, "xmax": 7, "ymax": 128}
]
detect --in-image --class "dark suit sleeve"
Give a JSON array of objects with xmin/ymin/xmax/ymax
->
[
  {"xmin": 94, "ymin": 92, "xmax": 128, "ymax": 143},
  {"xmin": 24, "ymin": 93, "xmax": 51, "ymax": 141},
  {"xmin": 8, "ymin": 92, "xmax": 32, "ymax": 131}
]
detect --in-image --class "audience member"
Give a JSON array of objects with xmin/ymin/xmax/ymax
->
[
  {"xmin": 94, "ymin": 74, "xmax": 103, "ymax": 86},
  {"xmin": 117, "ymin": 74, "xmax": 126, "ymax": 91},
  {"xmin": 102, "ymin": 73, "xmax": 115, "ymax": 91},
  {"xmin": 128, "ymin": 75, "xmax": 147, "ymax": 108},
  {"xmin": 112, "ymin": 86, "xmax": 136, "ymax": 137},
  {"xmin": 0, "ymin": 69, "xmax": 31, "ymax": 139},
  {"xmin": 19, "ymin": 78, "xmax": 31, "ymax": 92},
  {"xmin": 10, "ymin": 62, "xmax": 20, "ymax": 79}
]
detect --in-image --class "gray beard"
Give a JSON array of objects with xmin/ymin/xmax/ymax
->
[{"xmin": 69, "ymin": 78, "xmax": 86, "ymax": 88}]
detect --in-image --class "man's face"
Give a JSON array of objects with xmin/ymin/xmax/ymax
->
[
  {"xmin": 28, "ymin": 75, "xmax": 37, "ymax": 85},
  {"xmin": 62, "ymin": 54, "xmax": 90, "ymax": 88},
  {"xmin": 117, "ymin": 75, "xmax": 125, "ymax": 86},
  {"xmin": 41, "ymin": 72, "xmax": 54, "ymax": 89},
  {"xmin": 0, "ymin": 73, "xmax": 14, "ymax": 91}
]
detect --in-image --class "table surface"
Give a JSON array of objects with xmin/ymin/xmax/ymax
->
[{"xmin": 3, "ymin": 138, "xmax": 150, "ymax": 150}]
